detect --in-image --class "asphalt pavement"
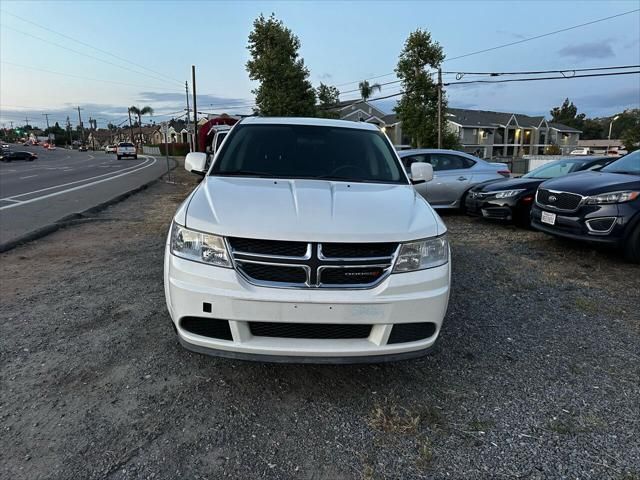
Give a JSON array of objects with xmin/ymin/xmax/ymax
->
[{"xmin": 0, "ymin": 144, "xmax": 170, "ymax": 250}]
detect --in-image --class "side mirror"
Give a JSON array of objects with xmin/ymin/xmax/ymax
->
[
  {"xmin": 185, "ymin": 152, "xmax": 207, "ymax": 176},
  {"xmin": 410, "ymin": 162, "xmax": 433, "ymax": 184}
]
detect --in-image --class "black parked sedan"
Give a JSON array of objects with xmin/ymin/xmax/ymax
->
[
  {"xmin": 465, "ymin": 156, "xmax": 612, "ymax": 226},
  {"xmin": 0, "ymin": 150, "xmax": 38, "ymax": 162},
  {"xmin": 531, "ymin": 151, "xmax": 640, "ymax": 262}
]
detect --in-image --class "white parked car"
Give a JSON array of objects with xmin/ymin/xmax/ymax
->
[
  {"xmin": 105, "ymin": 145, "xmax": 117, "ymax": 154},
  {"xmin": 569, "ymin": 147, "xmax": 595, "ymax": 156},
  {"xmin": 164, "ymin": 117, "xmax": 451, "ymax": 363},
  {"xmin": 116, "ymin": 142, "xmax": 137, "ymax": 160}
]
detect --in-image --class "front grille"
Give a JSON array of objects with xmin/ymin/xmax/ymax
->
[
  {"xmin": 321, "ymin": 243, "xmax": 396, "ymax": 258},
  {"xmin": 249, "ymin": 322, "xmax": 371, "ymax": 339},
  {"xmin": 180, "ymin": 317, "xmax": 233, "ymax": 340},
  {"xmin": 537, "ymin": 189, "xmax": 582, "ymax": 211},
  {"xmin": 238, "ymin": 262, "xmax": 307, "ymax": 284},
  {"xmin": 228, "ymin": 237, "xmax": 307, "ymax": 257},
  {"xmin": 320, "ymin": 267, "xmax": 386, "ymax": 285},
  {"xmin": 230, "ymin": 237, "xmax": 398, "ymax": 289},
  {"xmin": 586, "ymin": 217, "xmax": 616, "ymax": 233},
  {"xmin": 387, "ymin": 322, "xmax": 437, "ymax": 344}
]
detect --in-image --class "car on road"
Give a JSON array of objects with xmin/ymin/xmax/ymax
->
[
  {"xmin": 79, "ymin": 145, "xmax": 88, "ymax": 152},
  {"xmin": 47, "ymin": 145, "xmax": 56, "ymax": 151},
  {"xmin": 116, "ymin": 142, "xmax": 137, "ymax": 160},
  {"xmin": 1, "ymin": 142, "xmax": 10, "ymax": 149},
  {"xmin": 465, "ymin": 156, "xmax": 613, "ymax": 226},
  {"xmin": 570, "ymin": 147, "xmax": 595, "ymax": 156},
  {"xmin": 397, "ymin": 149, "xmax": 510, "ymax": 209},
  {"xmin": 104, "ymin": 145, "xmax": 117, "ymax": 154},
  {"xmin": 165, "ymin": 117, "xmax": 450, "ymax": 362},
  {"xmin": 531, "ymin": 151, "xmax": 640, "ymax": 262},
  {"xmin": 1, "ymin": 150, "xmax": 38, "ymax": 162}
]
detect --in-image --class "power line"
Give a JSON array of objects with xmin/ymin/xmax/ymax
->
[
  {"xmin": 1, "ymin": 24, "xmax": 182, "ymax": 87},
  {"xmin": 444, "ymin": 70, "xmax": 640, "ymax": 86},
  {"xmin": 330, "ymin": 8, "xmax": 639, "ymax": 90},
  {"xmin": 444, "ymin": 64, "xmax": 640, "ymax": 78},
  {"xmin": 0, "ymin": 8, "xmax": 184, "ymax": 85}
]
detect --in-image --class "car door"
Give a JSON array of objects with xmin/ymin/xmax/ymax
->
[
  {"xmin": 400, "ymin": 154, "xmax": 430, "ymax": 200},
  {"xmin": 426, "ymin": 153, "xmax": 475, "ymax": 206}
]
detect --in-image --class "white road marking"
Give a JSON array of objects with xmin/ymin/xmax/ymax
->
[
  {"xmin": 19, "ymin": 175, "xmax": 38, "ymax": 179},
  {"xmin": 1, "ymin": 198, "xmax": 22, "ymax": 203},
  {"xmin": 0, "ymin": 156, "xmax": 158, "ymax": 211}
]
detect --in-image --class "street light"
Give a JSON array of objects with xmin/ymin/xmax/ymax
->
[{"xmin": 607, "ymin": 115, "xmax": 620, "ymax": 155}]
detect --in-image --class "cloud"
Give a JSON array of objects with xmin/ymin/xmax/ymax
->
[
  {"xmin": 575, "ymin": 87, "xmax": 640, "ymax": 110},
  {"xmin": 137, "ymin": 91, "xmax": 248, "ymax": 108},
  {"xmin": 558, "ymin": 41, "xmax": 615, "ymax": 60}
]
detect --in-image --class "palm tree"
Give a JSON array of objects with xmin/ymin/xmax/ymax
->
[
  {"xmin": 128, "ymin": 105, "xmax": 154, "ymax": 145},
  {"xmin": 358, "ymin": 80, "xmax": 382, "ymax": 102}
]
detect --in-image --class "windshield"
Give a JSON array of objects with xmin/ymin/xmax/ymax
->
[
  {"xmin": 523, "ymin": 159, "xmax": 582, "ymax": 179},
  {"xmin": 601, "ymin": 151, "xmax": 640, "ymax": 174},
  {"xmin": 210, "ymin": 124, "xmax": 407, "ymax": 184}
]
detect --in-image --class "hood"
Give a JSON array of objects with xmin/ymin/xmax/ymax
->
[
  {"xmin": 476, "ymin": 177, "xmax": 542, "ymax": 192},
  {"xmin": 184, "ymin": 177, "xmax": 444, "ymax": 242},
  {"xmin": 540, "ymin": 171, "xmax": 640, "ymax": 195}
]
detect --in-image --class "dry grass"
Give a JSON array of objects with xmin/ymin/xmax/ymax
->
[{"xmin": 368, "ymin": 403, "xmax": 420, "ymax": 434}]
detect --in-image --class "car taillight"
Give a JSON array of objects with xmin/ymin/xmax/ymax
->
[{"xmin": 498, "ymin": 170, "xmax": 511, "ymax": 177}]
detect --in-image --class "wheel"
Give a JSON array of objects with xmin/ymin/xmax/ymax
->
[
  {"xmin": 459, "ymin": 189, "xmax": 472, "ymax": 213},
  {"xmin": 624, "ymin": 224, "xmax": 640, "ymax": 263},
  {"xmin": 117, "ymin": 155, "xmax": 122, "ymax": 160},
  {"xmin": 28, "ymin": 158, "xmax": 34, "ymax": 162}
]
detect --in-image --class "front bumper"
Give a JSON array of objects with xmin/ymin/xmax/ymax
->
[
  {"xmin": 531, "ymin": 203, "xmax": 633, "ymax": 246},
  {"xmin": 465, "ymin": 196, "xmax": 526, "ymax": 221},
  {"xmin": 164, "ymin": 244, "xmax": 451, "ymax": 363}
]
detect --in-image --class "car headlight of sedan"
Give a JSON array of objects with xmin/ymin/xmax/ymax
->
[
  {"xmin": 584, "ymin": 191, "xmax": 639, "ymax": 205},
  {"xmin": 492, "ymin": 189, "xmax": 525, "ymax": 199},
  {"xmin": 170, "ymin": 222, "xmax": 232, "ymax": 267},
  {"xmin": 393, "ymin": 235, "xmax": 449, "ymax": 272}
]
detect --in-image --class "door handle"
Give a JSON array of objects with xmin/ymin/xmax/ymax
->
[{"xmin": 457, "ymin": 176, "xmax": 467, "ymax": 181}]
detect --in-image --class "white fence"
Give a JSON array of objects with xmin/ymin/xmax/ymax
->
[{"xmin": 142, "ymin": 145, "xmax": 161, "ymax": 155}]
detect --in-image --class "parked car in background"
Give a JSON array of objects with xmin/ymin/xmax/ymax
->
[
  {"xmin": 116, "ymin": 142, "xmax": 137, "ymax": 160},
  {"xmin": 465, "ymin": 156, "xmax": 613, "ymax": 226},
  {"xmin": 531, "ymin": 151, "xmax": 640, "ymax": 262},
  {"xmin": 1, "ymin": 142, "xmax": 10, "ymax": 149},
  {"xmin": 105, "ymin": 145, "xmax": 117, "ymax": 154},
  {"xmin": 570, "ymin": 147, "xmax": 595, "ymax": 156},
  {"xmin": 1, "ymin": 150, "xmax": 38, "ymax": 162},
  {"xmin": 398, "ymin": 149, "xmax": 510, "ymax": 209},
  {"xmin": 166, "ymin": 117, "xmax": 450, "ymax": 362}
]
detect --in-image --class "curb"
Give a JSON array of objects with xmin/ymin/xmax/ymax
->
[{"xmin": 0, "ymin": 156, "xmax": 179, "ymax": 254}]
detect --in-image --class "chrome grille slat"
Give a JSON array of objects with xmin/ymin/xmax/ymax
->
[{"xmin": 536, "ymin": 188, "xmax": 584, "ymax": 212}]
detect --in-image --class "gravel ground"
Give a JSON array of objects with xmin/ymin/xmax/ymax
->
[{"xmin": 1, "ymin": 168, "xmax": 639, "ymax": 480}]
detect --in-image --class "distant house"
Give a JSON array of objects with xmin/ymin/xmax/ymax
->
[
  {"xmin": 334, "ymin": 102, "xmax": 581, "ymax": 158},
  {"xmin": 447, "ymin": 108, "xmax": 581, "ymax": 158},
  {"xmin": 578, "ymin": 139, "xmax": 625, "ymax": 154}
]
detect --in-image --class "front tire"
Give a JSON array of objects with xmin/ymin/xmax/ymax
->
[{"xmin": 624, "ymin": 224, "xmax": 640, "ymax": 263}]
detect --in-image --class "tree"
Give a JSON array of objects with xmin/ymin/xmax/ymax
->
[
  {"xmin": 550, "ymin": 98, "xmax": 585, "ymax": 130},
  {"xmin": 610, "ymin": 108, "xmax": 639, "ymax": 139},
  {"xmin": 394, "ymin": 29, "xmax": 457, "ymax": 148},
  {"xmin": 128, "ymin": 105, "xmax": 154, "ymax": 144},
  {"xmin": 246, "ymin": 14, "xmax": 316, "ymax": 117},
  {"xmin": 316, "ymin": 83, "xmax": 341, "ymax": 118},
  {"xmin": 621, "ymin": 127, "xmax": 639, "ymax": 152},
  {"xmin": 581, "ymin": 118, "xmax": 605, "ymax": 140},
  {"xmin": 358, "ymin": 80, "xmax": 381, "ymax": 102}
]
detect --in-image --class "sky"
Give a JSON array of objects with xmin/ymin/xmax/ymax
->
[{"xmin": 1, "ymin": 0, "xmax": 639, "ymax": 130}]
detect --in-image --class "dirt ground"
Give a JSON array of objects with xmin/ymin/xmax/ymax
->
[{"xmin": 1, "ymin": 168, "xmax": 638, "ymax": 480}]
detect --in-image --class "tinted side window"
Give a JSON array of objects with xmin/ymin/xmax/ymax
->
[
  {"xmin": 429, "ymin": 154, "xmax": 474, "ymax": 171},
  {"xmin": 400, "ymin": 154, "xmax": 429, "ymax": 170}
]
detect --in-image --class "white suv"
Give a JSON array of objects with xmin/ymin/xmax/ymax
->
[
  {"xmin": 116, "ymin": 142, "xmax": 137, "ymax": 160},
  {"xmin": 164, "ymin": 117, "xmax": 450, "ymax": 363}
]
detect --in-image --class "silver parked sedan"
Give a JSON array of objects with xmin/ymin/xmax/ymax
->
[{"xmin": 398, "ymin": 149, "xmax": 510, "ymax": 209}]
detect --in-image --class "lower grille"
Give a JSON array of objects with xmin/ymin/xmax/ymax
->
[
  {"xmin": 388, "ymin": 322, "xmax": 437, "ymax": 344},
  {"xmin": 249, "ymin": 322, "xmax": 372, "ymax": 339},
  {"xmin": 180, "ymin": 317, "xmax": 232, "ymax": 340},
  {"xmin": 586, "ymin": 217, "xmax": 616, "ymax": 233},
  {"xmin": 537, "ymin": 189, "xmax": 582, "ymax": 211}
]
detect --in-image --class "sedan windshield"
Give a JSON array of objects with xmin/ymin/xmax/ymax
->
[
  {"xmin": 600, "ymin": 150, "xmax": 640, "ymax": 175},
  {"xmin": 523, "ymin": 159, "xmax": 582, "ymax": 179},
  {"xmin": 210, "ymin": 124, "xmax": 407, "ymax": 184}
]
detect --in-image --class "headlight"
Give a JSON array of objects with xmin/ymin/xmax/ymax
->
[
  {"xmin": 170, "ymin": 222, "xmax": 232, "ymax": 267},
  {"xmin": 393, "ymin": 235, "xmax": 448, "ymax": 272},
  {"xmin": 584, "ymin": 191, "xmax": 639, "ymax": 205},
  {"xmin": 492, "ymin": 189, "xmax": 525, "ymax": 199}
]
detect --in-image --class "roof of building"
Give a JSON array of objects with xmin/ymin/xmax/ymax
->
[
  {"xmin": 447, "ymin": 108, "xmax": 545, "ymax": 129},
  {"xmin": 241, "ymin": 116, "xmax": 380, "ymax": 130},
  {"xmin": 578, "ymin": 139, "xmax": 624, "ymax": 147},
  {"xmin": 548, "ymin": 122, "xmax": 582, "ymax": 133}
]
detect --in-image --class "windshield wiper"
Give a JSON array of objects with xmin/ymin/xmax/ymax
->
[{"xmin": 213, "ymin": 170, "xmax": 275, "ymax": 177}]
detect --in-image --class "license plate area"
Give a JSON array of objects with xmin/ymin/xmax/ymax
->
[{"xmin": 541, "ymin": 211, "xmax": 556, "ymax": 225}]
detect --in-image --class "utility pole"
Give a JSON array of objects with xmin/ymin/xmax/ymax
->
[
  {"xmin": 89, "ymin": 117, "xmax": 96, "ymax": 150},
  {"xmin": 437, "ymin": 67, "xmax": 442, "ymax": 149},
  {"xmin": 192, "ymin": 65, "xmax": 198, "ymax": 152},
  {"xmin": 77, "ymin": 107, "xmax": 84, "ymax": 144},
  {"xmin": 66, "ymin": 116, "xmax": 72, "ymax": 146},
  {"xmin": 127, "ymin": 108, "xmax": 135, "ymax": 144},
  {"xmin": 185, "ymin": 80, "xmax": 192, "ymax": 151},
  {"xmin": 42, "ymin": 113, "xmax": 50, "ymax": 130}
]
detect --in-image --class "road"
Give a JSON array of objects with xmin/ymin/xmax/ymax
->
[{"xmin": 0, "ymin": 145, "xmax": 169, "ymax": 249}]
